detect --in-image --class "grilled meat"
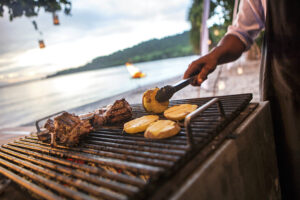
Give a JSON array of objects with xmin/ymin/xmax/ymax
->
[
  {"xmin": 92, "ymin": 114, "xmax": 107, "ymax": 128},
  {"xmin": 57, "ymin": 118, "xmax": 93, "ymax": 146},
  {"xmin": 41, "ymin": 99, "xmax": 132, "ymax": 146},
  {"xmin": 104, "ymin": 98, "xmax": 132, "ymax": 124},
  {"xmin": 37, "ymin": 130, "xmax": 51, "ymax": 142},
  {"xmin": 78, "ymin": 112, "xmax": 95, "ymax": 121},
  {"xmin": 44, "ymin": 119, "xmax": 55, "ymax": 133},
  {"xmin": 91, "ymin": 98, "xmax": 132, "ymax": 127},
  {"xmin": 37, "ymin": 119, "xmax": 55, "ymax": 142},
  {"xmin": 53, "ymin": 112, "xmax": 93, "ymax": 146}
]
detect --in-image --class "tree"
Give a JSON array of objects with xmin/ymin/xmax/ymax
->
[
  {"xmin": 188, "ymin": 0, "xmax": 234, "ymax": 53},
  {"xmin": 0, "ymin": 0, "xmax": 72, "ymax": 21}
]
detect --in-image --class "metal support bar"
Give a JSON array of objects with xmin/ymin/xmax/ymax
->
[
  {"xmin": 184, "ymin": 98, "xmax": 225, "ymax": 149},
  {"xmin": 35, "ymin": 111, "xmax": 65, "ymax": 132}
]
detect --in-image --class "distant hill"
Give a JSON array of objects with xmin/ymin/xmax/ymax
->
[{"xmin": 48, "ymin": 31, "xmax": 194, "ymax": 78}]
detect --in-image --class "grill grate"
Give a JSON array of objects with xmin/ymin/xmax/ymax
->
[{"xmin": 0, "ymin": 94, "xmax": 254, "ymax": 200}]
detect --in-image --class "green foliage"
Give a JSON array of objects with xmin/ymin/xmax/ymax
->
[
  {"xmin": 48, "ymin": 31, "xmax": 194, "ymax": 78},
  {"xmin": 188, "ymin": 0, "xmax": 234, "ymax": 53},
  {"xmin": 188, "ymin": 0, "xmax": 203, "ymax": 54},
  {"xmin": 255, "ymin": 30, "xmax": 265, "ymax": 48},
  {"xmin": 0, "ymin": 0, "xmax": 71, "ymax": 21},
  {"xmin": 209, "ymin": 24, "xmax": 227, "ymax": 46}
]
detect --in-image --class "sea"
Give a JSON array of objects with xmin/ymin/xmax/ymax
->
[{"xmin": 0, "ymin": 55, "xmax": 198, "ymax": 129}]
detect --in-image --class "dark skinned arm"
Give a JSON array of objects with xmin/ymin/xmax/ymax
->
[{"xmin": 184, "ymin": 34, "xmax": 246, "ymax": 86}]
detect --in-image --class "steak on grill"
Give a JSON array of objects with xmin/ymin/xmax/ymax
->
[
  {"xmin": 103, "ymin": 98, "xmax": 133, "ymax": 124},
  {"xmin": 39, "ymin": 99, "xmax": 132, "ymax": 146},
  {"xmin": 53, "ymin": 112, "xmax": 93, "ymax": 146}
]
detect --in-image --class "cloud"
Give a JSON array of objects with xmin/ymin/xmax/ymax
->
[{"xmin": 0, "ymin": 0, "xmax": 192, "ymax": 83}]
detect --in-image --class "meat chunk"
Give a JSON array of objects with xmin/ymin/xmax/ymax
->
[
  {"xmin": 57, "ymin": 118, "xmax": 93, "ymax": 146},
  {"xmin": 44, "ymin": 119, "xmax": 55, "ymax": 133},
  {"xmin": 92, "ymin": 114, "xmax": 107, "ymax": 128},
  {"xmin": 53, "ymin": 112, "xmax": 93, "ymax": 146},
  {"xmin": 91, "ymin": 98, "xmax": 132, "ymax": 128},
  {"xmin": 104, "ymin": 98, "xmax": 133, "ymax": 124},
  {"xmin": 37, "ymin": 130, "xmax": 51, "ymax": 142},
  {"xmin": 41, "ymin": 99, "xmax": 132, "ymax": 147}
]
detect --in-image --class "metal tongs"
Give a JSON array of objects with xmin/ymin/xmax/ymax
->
[{"xmin": 155, "ymin": 76, "xmax": 195, "ymax": 102}]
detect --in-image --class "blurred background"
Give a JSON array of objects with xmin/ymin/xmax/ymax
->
[{"xmin": 0, "ymin": 0, "xmax": 262, "ymax": 129}]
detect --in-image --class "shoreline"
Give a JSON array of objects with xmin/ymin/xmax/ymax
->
[
  {"xmin": 23, "ymin": 75, "xmax": 184, "ymax": 127},
  {"xmin": 46, "ymin": 54, "xmax": 196, "ymax": 79},
  {"xmin": 16, "ymin": 55, "xmax": 261, "ymax": 129},
  {"xmin": 22, "ymin": 55, "xmax": 261, "ymax": 128},
  {"xmin": 0, "ymin": 55, "xmax": 196, "ymax": 89}
]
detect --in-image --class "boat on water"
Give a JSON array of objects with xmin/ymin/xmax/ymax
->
[{"xmin": 125, "ymin": 62, "xmax": 146, "ymax": 79}]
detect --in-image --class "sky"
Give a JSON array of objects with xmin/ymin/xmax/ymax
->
[{"xmin": 0, "ymin": 0, "xmax": 193, "ymax": 85}]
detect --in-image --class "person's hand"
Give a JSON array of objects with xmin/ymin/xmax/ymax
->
[{"xmin": 184, "ymin": 53, "xmax": 218, "ymax": 86}]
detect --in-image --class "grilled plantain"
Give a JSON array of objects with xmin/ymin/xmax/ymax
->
[
  {"xmin": 164, "ymin": 104, "xmax": 198, "ymax": 121},
  {"xmin": 144, "ymin": 120, "xmax": 180, "ymax": 139},
  {"xmin": 124, "ymin": 115, "xmax": 159, "ymax": 134},
  {"xmin": 142, "ymin": 88, "xmax": 169, "ymax": 113}
]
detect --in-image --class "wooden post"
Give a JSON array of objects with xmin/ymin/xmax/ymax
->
[{"xmin": 200, "ymin": 0, "xmax": 210, "ymax": 55}]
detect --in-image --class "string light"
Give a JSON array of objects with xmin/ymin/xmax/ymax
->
[
  {"xmin": 218, "ymin": 81, "xmax": 226, "ymax": 90},
  {"xmin": 237, "ymin": 66, "xmax": 243, "ymax": 75},
  {"xmin": 214, "ymin": 29, "xmax": 219, "ymax": 36},
  {"xmin": 39, "ymin": 40, "xmax": 45, "ymax": 49},
  {"xmin": 53, "ymin": 13, "xmax": 60, "ymax": 25}
]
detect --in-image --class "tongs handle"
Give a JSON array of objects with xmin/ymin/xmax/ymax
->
[
  {"xmin": 173, "ymin": 76, "xmax": 195, "ymax": 92},
  {"xmin": 155, "ymin": 76, "xmax": 196, "ymax": 102}
]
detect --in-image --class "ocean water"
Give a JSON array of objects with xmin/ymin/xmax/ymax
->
[{"xmin": 0, "ymin": 55, "xmax": 198, "ymax": 129}]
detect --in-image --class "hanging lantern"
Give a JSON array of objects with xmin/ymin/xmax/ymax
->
[
  {"xmin": 53, "ymin": 13, "xmax": 60, "ymax": 25},
  {"xmin": 214, "ymin": 29, "xmax": 220, "ymax": 36},
  {"xmin": 237, "ymin": 66, "xmax": 243, "ymax": 75},
  {"xmin": 218, "ymin": 81, "xmax": 226, "ymax": 90},
  {"xmin": 39, "ymin": 40, "xmax": 45, "ymax": 49}
]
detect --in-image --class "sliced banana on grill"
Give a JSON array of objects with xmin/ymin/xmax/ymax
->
[
  {"xmin": 164, "ymin": 104, "xmax": 198, "ymax": 121},
  {"xmin": 144, "ymin": 120, "xmax": 180, "ymax": 139},
  {"xmin": 124, "ymin": 115, "xmax": 159, "ymax": 134},
  {"xmin": 142, "ymin": 88, "xmax": 169, "ymax": 114}
]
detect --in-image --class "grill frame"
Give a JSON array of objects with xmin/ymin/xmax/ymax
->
[{"xmin": 0, "ymin": 93, "xmax": 256, "ymax": 200}]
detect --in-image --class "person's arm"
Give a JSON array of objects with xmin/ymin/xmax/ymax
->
[
  {"xmin": 184, "ymin": 0, "xmax": 266, "ymax": 86},
  {"xmin": 184, "ymin": 34, "xmax": 245, "ymax": 86}
]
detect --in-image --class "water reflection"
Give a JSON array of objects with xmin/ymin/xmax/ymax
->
[{"xmin": 0, "ymin": 56, "xmax": 197, "ymax": 128}]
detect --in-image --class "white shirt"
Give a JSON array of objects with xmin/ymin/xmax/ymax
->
[{"xmin": 226, "ymin": 0, "xmax": 267, "ymax": 50}]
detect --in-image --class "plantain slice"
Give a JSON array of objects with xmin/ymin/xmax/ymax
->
[
  {"xmin": 142, "ymin": 88, "xmax": 169, "ymax": 113},
  {"xmin": 124, "ymin": 115, "xmax": 159, "ymax": 134},
  {"xmin": 164, "ymin": 104, "xmax": 198, "ymax": 121},
  {"xmin": 144, "ymin": 120, "xmax": 180, "ymax": 139}
]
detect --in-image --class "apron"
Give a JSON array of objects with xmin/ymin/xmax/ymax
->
[{"xmin": 260, "ymin": 0, "xmax": 300, "ymax": 199}]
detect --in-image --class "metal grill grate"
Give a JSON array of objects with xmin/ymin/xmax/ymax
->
[{"xmin": 0, "ymin": 94, "xmax": 255, "ymax": 200}]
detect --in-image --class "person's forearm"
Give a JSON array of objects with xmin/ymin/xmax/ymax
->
[
  {"xmin": 184, "ymin": 34, "xmax": 247, "ymax": 86},
  {"xmin": 210, "ymin": 34, "xmax": 246, "ymax": 65}
]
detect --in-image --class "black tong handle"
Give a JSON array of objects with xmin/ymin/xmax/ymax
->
[
  {"xmin": 173, "ymin": 76, "xmax": 195, "ymax": 92},
  {"xmin": 155, "ymin": 76, "xmax": 195, "ymax": 102}
]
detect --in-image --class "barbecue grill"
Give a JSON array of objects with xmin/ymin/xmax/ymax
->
[{"xmin": 0, "ymin": 93, "xmax": 270, "ymax": 200}]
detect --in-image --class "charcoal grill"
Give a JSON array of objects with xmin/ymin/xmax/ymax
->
[{"xmin": 0, "ymin": 93, "xmax": 257, "ymax": 200}]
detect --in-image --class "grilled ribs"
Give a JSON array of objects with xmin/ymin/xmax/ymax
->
[{"xmin": 39, "ymin": 99, "xmax": 132, "ymax": 146}]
